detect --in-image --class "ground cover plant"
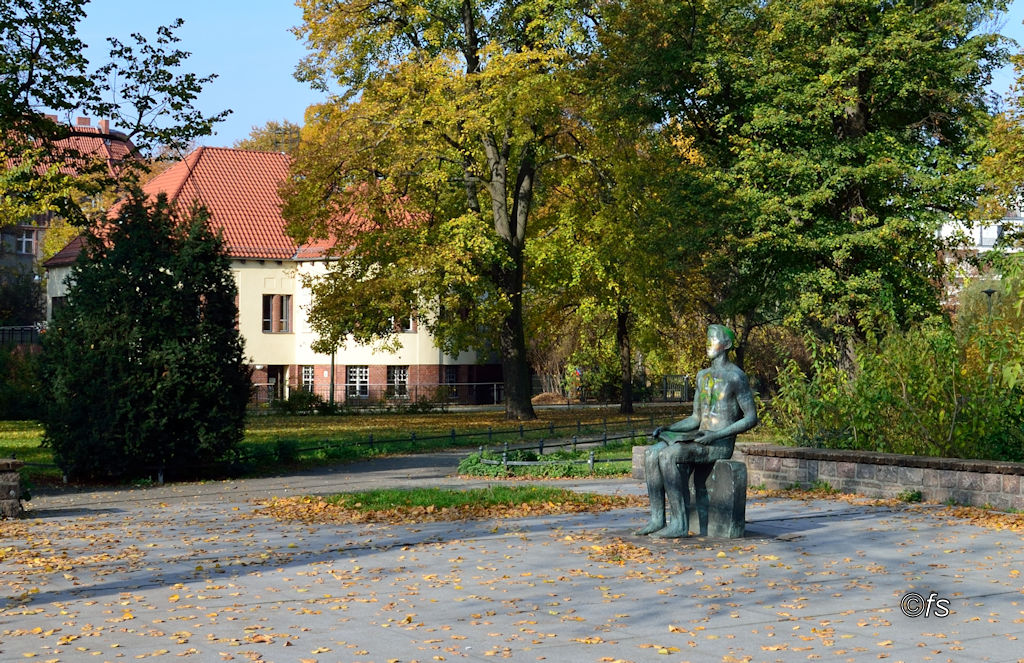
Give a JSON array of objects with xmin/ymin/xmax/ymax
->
[
  {"xmin": 457, "ymin": 438, "xmax": 639, "ymax": 479},
  {"xmin": 255, "ymin": 485, "xmax": 646, "ymax": 524}
]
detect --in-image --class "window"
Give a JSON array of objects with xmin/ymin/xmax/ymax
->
[
  {"xmin": 388, "ymin": 315, "xmax": 415, "ymax": 333},
  {"xmin": 262, "ymin": 294, "xmax": 291, "ymax": 333},
  {"xmin": 15, "ymin": 229, "xmax": 34, "ymax": 255},
  {"xmin": 387, "ymin": 365, "xmax": 408, "ymax": 398},
  {"xmin": 301, "ymin": 365, "xmax": 315, "ymax": 392},
  {"xmin": 444, "ymin": 365, "xmax": 458, "ymax": 399},
  {"xmin": 347, "ymin": 365, "xmax": 369, "ymax": 399},
  {"xmin": 51, "ymin": 296, "xmax": 67, "ymax": 317}
]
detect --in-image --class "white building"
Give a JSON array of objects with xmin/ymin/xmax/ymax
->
[{"xmin": 45, "ymin": 147, "xmax": 501, "ymax": 404}]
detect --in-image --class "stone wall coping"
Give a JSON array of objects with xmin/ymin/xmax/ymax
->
[
  {"xmin": 739, "ymin": 444, "xmax": 1024, "ymax": 476},
  {"xmin": 0, "ymin": 459, "xmax": 24, "ymax": 472}
]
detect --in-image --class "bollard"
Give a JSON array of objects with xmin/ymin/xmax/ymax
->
[
  {"xmin": 588, "ymin": 451, "xmax": 595, "ymax": 474},
  {"xmin": 502, "ymin": 451, "xmax": 508, "ymax": 471},
  {"xmin": 538, "ymin": 439, "xmax": 544, "ymax": 455},
  {"xmin": 519, "ymin": 424, "xmax": 524, "ymax": 439},
  {"xmin": 572, "ymin": 435, "xmax": 578, "ymax": 452}
]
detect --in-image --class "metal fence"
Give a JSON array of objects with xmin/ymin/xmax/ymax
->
[
  {"xmin": 250, "ymin": 381, "xmax": 505, "ymax": 407},
  {"xmin": 530, "ymin": 374, "xmax": 694, "ymax": 404},
  {"xmin": 251, "ymin": 374, "xmax": 696, "ymax": 408},
  {"xmin": 0, "ymin": 326, "xmax": 40, "ymax": 346}
]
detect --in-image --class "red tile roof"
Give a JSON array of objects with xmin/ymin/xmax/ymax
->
[
  {"xmin": 143, "ymin": 147, "xmax": 301, "ymax": 260},
  {"xmin": 46, "ymin": 147, "xmax": 325, "ymax": 266},
  {"xmin": 45, "ymin": 235, "xmax": 88, "ymax": 267},
  {"xmin": 4, "ymin": 119, "xmax": 136, "ymax": 177}
]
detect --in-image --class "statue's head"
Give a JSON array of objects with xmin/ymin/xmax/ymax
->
[{"xmin": 706, "ymin": 324, "xmax": 736, "ymax": 358}]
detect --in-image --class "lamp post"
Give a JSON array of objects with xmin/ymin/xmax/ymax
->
[
  {"xmin": 981, "ymin": 287, "xmax": 998, "ymax": 386},
  {"xmin": 982, "ymin": 287, "xmax": 997, "ymax": 323}
]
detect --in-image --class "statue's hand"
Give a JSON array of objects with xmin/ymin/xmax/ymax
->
[
  {"xmin": 695, "ymin": 430, "xmax": 715, "ymax": 445},
  {"xmin": 651, "ymin": 427, "xmax": 664, "ymax": 439}
]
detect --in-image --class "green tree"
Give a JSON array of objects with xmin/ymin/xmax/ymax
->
[
  {"xmin": 234, "ymin": 119, "xmax": 302, "ymax": 155},
  {"xmin": 600, "ymin": 0, "xmax": 1008, "ymax": 367},
  {"xmin": 40, "ymin": 192, "xmax": 251, "ymax": 481},
  {"xmin": 1, "ymin": 0, "xmax": 229, "ymax": 224},
  {"xmin": 284, "ymin": 0, "xmax": 598, "ymax": 420},
  {"xmin": 529, "ymin": 118, "xmax": 717, "ymax": 411}
]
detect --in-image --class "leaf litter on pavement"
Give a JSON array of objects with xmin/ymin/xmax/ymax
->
[{"xmin": 3, "ymin": 483, "xmax": 1024, "ymax": 662}]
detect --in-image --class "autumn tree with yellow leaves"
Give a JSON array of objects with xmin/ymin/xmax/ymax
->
[{"xmin": 283, "ymin": 0, "xmax": 604, "ymax": 420}]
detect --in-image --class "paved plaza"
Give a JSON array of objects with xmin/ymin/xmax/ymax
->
[{"xmin": 1, "ymin": 452, "xmax": 1022, "ymax": 662}]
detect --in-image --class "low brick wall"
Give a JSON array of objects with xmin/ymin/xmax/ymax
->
[
  {"xmin": 632, "ymin": 444, "xmax": 1024, "ymax": 511},
  {"xmin": 738, "ymin": 445, "xmax": 1024, "ymax": 511}
]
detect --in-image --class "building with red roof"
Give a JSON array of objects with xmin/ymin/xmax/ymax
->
[
  {"xmin": 3, "ymin": 117, "xmax": 136, "ymax": 268},
  {"xmin": 2, "ymin": 116, "xmax": 136, "ymax": 326},
  {"xmin": 45, "ymin": 146, "xmax": 501, "ymax": 405}
]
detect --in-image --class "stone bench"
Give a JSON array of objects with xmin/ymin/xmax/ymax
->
[
  {"xmin": 632, "ymin": 447, "xmax": 747, "ymax": 538},
  {"xmin": 1, "ymin": 458, "xmax": 25, "ymax": 519}
]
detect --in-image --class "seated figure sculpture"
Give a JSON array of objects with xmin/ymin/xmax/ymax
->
[{"xmin": 637, "ymin": 324, "xmax": 758, "ymax": 538}]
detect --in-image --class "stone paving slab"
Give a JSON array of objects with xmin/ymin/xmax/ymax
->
[{"xmin": 2, "ymin": 456, "xmax": 1024, "ymax": 662}]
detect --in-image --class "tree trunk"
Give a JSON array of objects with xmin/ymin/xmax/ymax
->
[
  {"xmin": 616, "ymin": 303, "xmax": 633, "ymax": 414},
  {"xmin": 481, "ymin": 131, "xmax": 537, "ymax": 420},
  {"xmin": 497, "ymin": 261, "xmax": 536, "ymax": 420}
]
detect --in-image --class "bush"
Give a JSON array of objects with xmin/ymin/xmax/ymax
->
[
  {"xmin": 0, "ymin": 348, "xmax": 42, "ymax": 420},
  {"xmin": 770, "ymin": 316, "xmax": 1024, "ymax": 462},
  {"xmin": 40, "ymin": 193, "xmax": 251, "ymax": 480},
  {"xmin": 272, "ymin": 389, "xmax": 324, "ymax": 414}
]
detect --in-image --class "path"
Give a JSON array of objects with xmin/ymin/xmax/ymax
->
[{"xmin": 2, "ymin": 452, "xmax": 1022, "ymax": 662}]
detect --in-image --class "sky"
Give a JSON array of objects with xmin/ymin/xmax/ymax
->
[
  {"xmin": 73, "ymin": 0, "xmax": 1024, "ymax": 149},
  {"xmin": 76, "ymin": 0, "xmax": 322, "ymax": 147}
]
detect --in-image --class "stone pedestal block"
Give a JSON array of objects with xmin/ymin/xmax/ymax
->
[
  {"xmin": 0, "ymin": 458, "xmax": 24, "ymax": 519},
  {"xmin": 632, "ymin": 446, "xmax": 647, "ymax": 480},
  {"xmin": 687, "ymin": 460, "xmax": 747, "ymax": 538}
]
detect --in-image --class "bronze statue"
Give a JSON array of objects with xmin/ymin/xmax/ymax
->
[{"xmin": 636, "ymin": 324, "xmax": 758, "ymax": 538}]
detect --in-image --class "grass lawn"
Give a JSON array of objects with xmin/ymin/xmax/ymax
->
[
  {"xmin": 1, "ymin": 404, "xmax": 691, "ymax": 487},
  {"xmin": 256, "ymin": 485, "xmax": 648, "ymax": 524}
]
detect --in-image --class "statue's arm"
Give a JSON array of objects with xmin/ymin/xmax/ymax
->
[{"xmin": 661, "ymin": 415, "xmax": 698, "ymax": 435}]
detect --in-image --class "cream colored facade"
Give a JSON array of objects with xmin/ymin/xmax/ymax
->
[
  {"xmin": 47, "ymin": 257, "xmax": 496, "ymax": 404},
  {"xmin": 237, "ymin": 259, "xmax": 477, "ymax": 366}
]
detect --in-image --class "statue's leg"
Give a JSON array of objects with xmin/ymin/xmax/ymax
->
[
  {"xmin": 651, "ymin": 445, "xmax": 693, "ymax": 538},
  {"xmin": 692, "ymin": 464, "xmax": 713, "ymax": 536},
  {"xmin": 635, "ymin": 442, "xmax": 668, "ymax": 535}
]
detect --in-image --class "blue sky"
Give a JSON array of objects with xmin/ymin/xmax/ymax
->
[
  {"xmin": 77, "ymin": 0, "xmax": 320, "ymax": 147},
  {"xmin": 75, "ymin": 0, "xmax": 1024, "ymax": 148}
]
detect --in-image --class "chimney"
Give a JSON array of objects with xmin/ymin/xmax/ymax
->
[
  {"xmin": 98, "ymin": 119, "xmax": 109, "ymax": 134},
  {"xmin": 44, "ymin": 114, "xmax": 58, "ymax": 122},
  {"xmin": 75, "ymin": 117, "xmax": 91, "ymax": 127}
]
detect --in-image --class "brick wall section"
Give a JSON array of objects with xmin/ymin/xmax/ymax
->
[{"xmin": 737, "ymin": 445, "xmax": 1024, "ymax": 511}]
